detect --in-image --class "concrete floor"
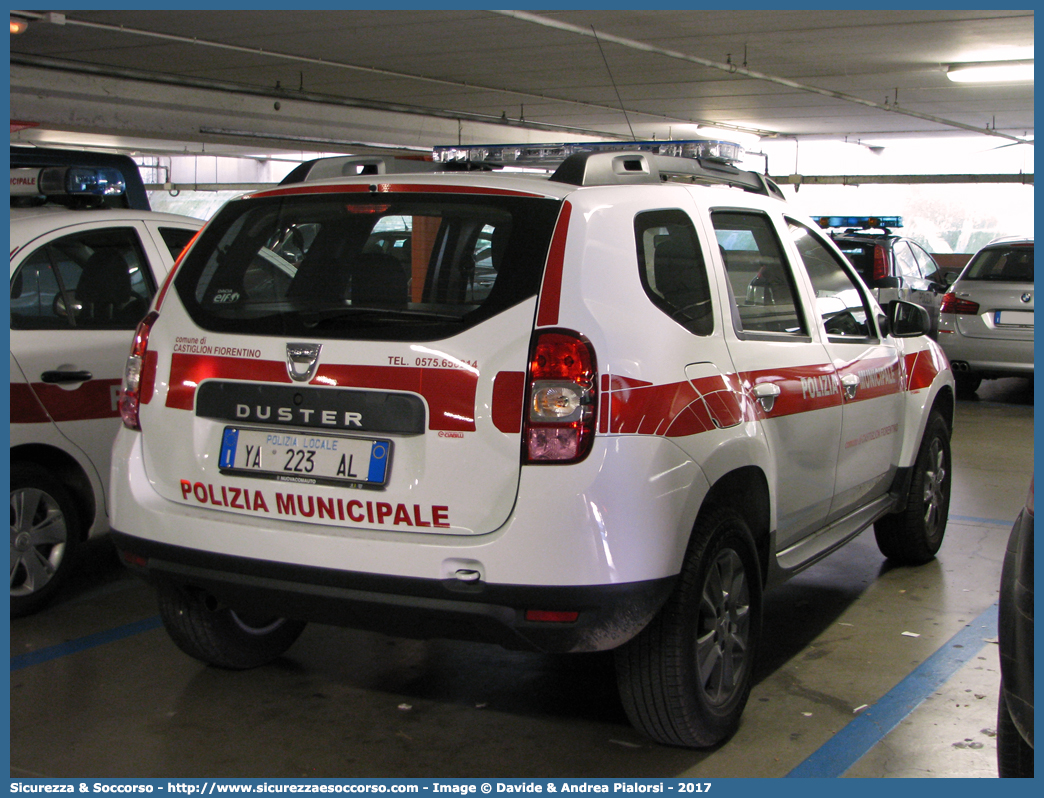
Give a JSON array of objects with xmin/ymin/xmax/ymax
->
[{"xmin": 9, "ymin": 378, "xmax": 1033, "ymax": 779}]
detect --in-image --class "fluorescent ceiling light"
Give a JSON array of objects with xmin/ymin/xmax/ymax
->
[{"xmin": 947, "ymin": 60, "xmax": 1034, "ymax": 83}]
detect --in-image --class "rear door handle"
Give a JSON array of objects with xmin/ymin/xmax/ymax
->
[{"xmin": 41, "ymin": 370, "xmax": 93, "ymax": 384}]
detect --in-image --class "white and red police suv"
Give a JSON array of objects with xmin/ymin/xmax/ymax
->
[
  {"xmin": 10, "ymin": 164, "xmax": 201, "ymax": 616},
  {"xmin": 109, "ymin": 141, "xmax": 954, "ymax": 748}
]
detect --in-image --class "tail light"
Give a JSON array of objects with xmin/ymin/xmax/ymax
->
[
  {"xmin": 119, "ymin": 311, "xmax": 159, "ymax": 430},
  {"xmin": 872, "ymin": 245, "xmax": 889, "ymax": 282},
  {"xmin": 940, "ymin": 293, "xmax": 980, "ymax": 315},
  {"xmin": 523, "ymin": 330, "xmax": 597, "ymax": 463}
]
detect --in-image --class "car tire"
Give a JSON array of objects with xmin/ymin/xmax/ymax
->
[
  {"xmin": 615, "ymin": 505, "xmax": 762, "ymax": 748},
  {"xmin": 10, "ymin": 462, "xmax": 82, "ymax": 618},
  {"xmin": 874, "ymin": 411, "xmax": 951, "ymax": 565},
  {"xmin": 157, "ymin": 583, "xmax": 307, "ymax": 670},
  {"xmin": 997, "ymin": 681, "xmax": 1034, "ymax": 777},
  {"xmin": 954, "ymin": 372, "xmax": 982, "ymax": 396}
]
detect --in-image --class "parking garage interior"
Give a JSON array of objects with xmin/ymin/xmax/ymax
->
[{"xmin": 7, "ymin": 8, "xmax": 1035, "ymax": 782}]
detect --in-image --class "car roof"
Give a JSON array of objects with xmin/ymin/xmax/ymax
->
[
  {"xmin": 9, "ymin": 207, "xmax": 201, "ymax": 248},
  {"xmin": 246, "ymin": 170, "xmax": 578, "ymax": 202},
  {"xmin": 242, "ymin": 172, "xmax": 801, "ymax": 230},
  {"xmin": 250, "ymin": 149, "xmax": 789, "ymax": 206},
  {"xmin": 980, "ymin": 235, "xmax": 1034, "ymax": 248}
]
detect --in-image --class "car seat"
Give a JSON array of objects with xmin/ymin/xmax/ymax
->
[{"xmin": 75, "ymin": 249, "xmax": 147, "ymax": 326}]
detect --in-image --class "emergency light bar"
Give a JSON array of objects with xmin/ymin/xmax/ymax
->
[
  {"xmin": 10, "ymin": 166, "xmax": 126, "ymax": 198},
  {"xmin": 816, "ymin": 215, "xmax": 903, "ymax": 230},
  {"xmin": 432, "ymin": 139, "xmax": 745, "ymax": 168}
]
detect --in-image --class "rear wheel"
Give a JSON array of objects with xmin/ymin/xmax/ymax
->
[
  {"xmin": 874, "ymin": 411, "xmax": 951, "ymax": 565},
  {"xmin": 158, "ymin": 583, "xmax": 306, "ymax": 670},
  {"xmin": 615, "ymin": 506, "xmax": 762, "ymax": 748},
  {"xmin": 10, "ymin": 463, "xmax": 81, "ymax": 617}
]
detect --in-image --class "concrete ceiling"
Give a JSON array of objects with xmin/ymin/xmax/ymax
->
[{"xmin": 9, "ymin": 8, "xmax": 1035, "ymax": 162}]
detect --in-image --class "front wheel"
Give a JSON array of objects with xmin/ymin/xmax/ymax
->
[
  {"xmin": 10, "ymin": 463, "xmax": 82, "ymax": 617},
  {"xmin": 158, "ymin": 583, "xmax": 307, "ymax": 670},
  {"xmin": 874, "ymin": 411, "xmax": 951, "ymax": 565},
  {"xmin": 615, "ymin": 506, "xmax": 762, "ymax": 748}
]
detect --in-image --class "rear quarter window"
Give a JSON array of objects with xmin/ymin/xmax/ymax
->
[
  {"xmin": 634, "ymin": 209, "xmax": 713, "ymax": 336},
  {"xmin": 158, "ymin": 226, "xmax": 199, "ymax": 259},
  {"xmin": 174, "ymin": 192, "xmax": 561, "ymax": 341}
]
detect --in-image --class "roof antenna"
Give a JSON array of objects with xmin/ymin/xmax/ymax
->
[{"xmin": 591, "ymin": 25, "xmax": 636, "ymax": 141}]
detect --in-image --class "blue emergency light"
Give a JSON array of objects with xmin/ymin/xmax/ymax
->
[
  {"xmin": 815, "ymin": 215, "xmax": 903, "ymax": 230},
  {"xmin": 10, "ymin": 166, "xmax": 126, "ymax": 198}
]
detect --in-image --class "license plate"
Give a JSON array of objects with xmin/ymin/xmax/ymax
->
[
  {"xmin": 995, "ymin": 310, "xmax": 1034, "ymax": 327},
  {"xmin": 219, "ymin": 427, "xmax": 391, "ymax": 486}
]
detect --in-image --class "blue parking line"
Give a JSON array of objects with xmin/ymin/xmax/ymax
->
[
  {"xmin": 10, "ymin": 615, "xmax": 163, "ymax": 672},
  {"xmin": 8, "ymin": 600, "xmax": 1004, "ymax": 779},
  {"xmin": 949, "ymin": 514, "xmax": 1015, "ymax": 527},
  {"xmin": 786, "ymin": 603, "xmax": 999, "ymax": 778}
]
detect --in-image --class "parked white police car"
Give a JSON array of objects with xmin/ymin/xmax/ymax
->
[
  {"xmin": 109, "ymin": 141, "xmax": 954, "ymax": 748},
  {"xmin": 10, "ymin": 164, "xmax": 201, "ymax": 616}
]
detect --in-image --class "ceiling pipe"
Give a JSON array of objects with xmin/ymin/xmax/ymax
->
[
  {"xmin": 9, "ymin": 9, "xmax": 774, "ymax": 138},
  {"xmin": 11, "ymin": 53, "xmax": 622, "ymax": 142},
  {"xmin": 772, "ymin": 173, "xmax": 1033, "ymax": 186}
]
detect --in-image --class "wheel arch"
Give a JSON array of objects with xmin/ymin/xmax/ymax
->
[
  {"xmin": 930, "ymin": 384, "xmax": 955, "ymax": 433},
  {"xmin": 698, "ymin": 465, "xmax": 771, "ymax": 586},
  {"xmin": 10, "ymin": 443, "xmax": 98, "ymax": 540}
]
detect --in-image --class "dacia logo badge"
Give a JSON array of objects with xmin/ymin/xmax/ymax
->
[
  {"xmin": 1021, "ymin": 293, "xmax": 1032, "ymax": 304},
  {"xmin": 286, "ymin": 343, "xmax": 322, "ymax": 382}
]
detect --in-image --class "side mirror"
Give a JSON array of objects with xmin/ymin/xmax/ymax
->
[
  {"xmin": 885, "ymin": 299, "xmax": 930, "ymax": 338},
  {"xmin": 876, "ymin": 276, "xmax": 901, "ymax": 289}
]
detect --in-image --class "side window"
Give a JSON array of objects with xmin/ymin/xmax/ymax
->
[
  {"xmin": 711, "ymin": 210, "xmax": 807, "ymax": 336},
  {"xmin": 892, "ymin": 240, "xmax": 920, "ymax": 282},
  {"xmin": 10, "ymin": 227, "xmax": 154, "ymax": 330},
  {"xmin": 634, "ymin": 209, "xmax": 713, "ymax": 335},
  {"xmin": 910, "ymin": 242, "xmax": 942, "ymax": 283},
  {"xmin": 787, "ymin": 220, "xmax": 875, "ymax": 340}
]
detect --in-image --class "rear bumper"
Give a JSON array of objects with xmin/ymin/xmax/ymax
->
[
  {"xmin": 937, "ymin": 331, "xmax": 1033, "ymax": 377},
  {"xmin": 112, "ymin": 530, "xmax": 675, "ymax": 654}
]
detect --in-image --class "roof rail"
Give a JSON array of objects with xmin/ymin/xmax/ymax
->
[
  {"xmin": 549, "ymin": 151, "xmax": 785, "ymax": 200},
  {"xmin": 281, "ymin": 155, "xmax": 441, "ymax": 184}
]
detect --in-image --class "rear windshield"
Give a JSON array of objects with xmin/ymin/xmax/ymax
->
[
  {"xmin": 962, "ymin": 245, "xmax": 1034, "ymax": 282},
  {"xmin": 174, "ymin": 191, "xmax": 562, "ymax": 340},
  {"xmin": 832, "ymin": 241, "xmax": 875, "ymax": 284}
]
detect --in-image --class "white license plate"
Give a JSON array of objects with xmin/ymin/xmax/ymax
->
[
  {"xmin": 995, "ymin": 310, "xmax": 1034, "ymax": 327},
  {"xmin": 219, "ymin": 427, "xmax": 391, "ymax": 486}
]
